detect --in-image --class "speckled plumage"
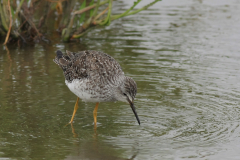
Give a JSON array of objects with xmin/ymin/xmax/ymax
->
[
  {"xmin": 53, "ymin": 50, "xmax": 137, "ymax": 103},
  {"xmin": 53, "ymin": 50, "xmax": 140, "ymax": 125}
]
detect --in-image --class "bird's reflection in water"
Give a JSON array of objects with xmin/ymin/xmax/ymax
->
[
  {"xmin": 70, "ymin": 123, "xmax": 98, "ymax": 138},
  {"xmin": 68, "ymin": 124, "xmax": 138, "ymax": 160},
  {"xmin": 70, "ymin": 123, "xmax": 78, "ymax": 138}
]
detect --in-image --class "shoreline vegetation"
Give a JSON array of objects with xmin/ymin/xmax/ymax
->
[{"xmin": 0, "ymin": 0, "xmax": 160, "ymax": 45}]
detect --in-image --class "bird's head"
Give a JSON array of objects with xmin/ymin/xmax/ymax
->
[{"xmin": 117, "ymin": 76, "xmax": 140, "ymax": 125}]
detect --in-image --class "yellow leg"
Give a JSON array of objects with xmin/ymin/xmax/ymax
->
[
  {"xmin": 69, "ymin": 97, "xmax": 79, "ymax": 123},
  {"xmin": 93, "ymin": 102, "xmax": 99, "ymax": 125}
]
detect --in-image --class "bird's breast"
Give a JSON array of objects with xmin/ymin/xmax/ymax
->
[{"xmin": 65, "ymin": 79, "xmax": 117, "ymax": 102}]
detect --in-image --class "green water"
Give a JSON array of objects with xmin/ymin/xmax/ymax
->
[{"xmin": 1, "ymin": 0, "xmax": 240, "ymax": 159}]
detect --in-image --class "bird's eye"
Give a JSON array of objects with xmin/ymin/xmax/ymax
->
[{"xmin": 123, "ymin": 93, "xmax": 127, "ymax": 96}]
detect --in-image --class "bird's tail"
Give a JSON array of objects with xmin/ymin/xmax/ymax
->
[
  {"xmin": 56, "ymin": 50, "xmax": 63, "ymax": 60},
  {"xmin": 53, "ymin": 50, "xmax": 72, "ymax": 71}
]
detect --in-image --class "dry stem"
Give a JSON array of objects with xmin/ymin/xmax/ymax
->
[{"xmin": 3, "ymin": 0, "xmax": 12, "ymax": 45}]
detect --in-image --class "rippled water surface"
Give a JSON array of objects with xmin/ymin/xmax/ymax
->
[{"xmin": 1, "ymin": 0, "xmax": 240, "ymax": 159}]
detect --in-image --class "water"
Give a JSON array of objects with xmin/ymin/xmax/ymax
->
[{"xmin": 1, "ymin": 0, "xmax": 240, "ymax": 159}]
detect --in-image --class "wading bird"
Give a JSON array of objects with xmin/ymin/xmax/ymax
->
[{"xmin": 53, "ymin": 50, "xmax": 140, "ymax": 126}]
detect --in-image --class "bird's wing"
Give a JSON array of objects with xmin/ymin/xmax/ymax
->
[{"xmin": 54, "ymin": 50, "xmax": 124, "ymax": 83}]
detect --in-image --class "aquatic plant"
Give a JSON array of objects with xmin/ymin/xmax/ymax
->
[{"xmin": 0, "ymin": 0, "xmax": 161, "ymax": 44}]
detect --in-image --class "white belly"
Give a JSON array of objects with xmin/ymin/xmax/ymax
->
[{"xmin": 65, "ymin": 79, "xmax": 104, "ymax": 102}]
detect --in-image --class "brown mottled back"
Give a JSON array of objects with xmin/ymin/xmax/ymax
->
[{"xmin": 53, "ymin": 50, "xmax": 124, "ymax": 84}]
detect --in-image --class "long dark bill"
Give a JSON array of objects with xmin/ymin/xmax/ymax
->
[{"xmin": 127, "ymin": 98, "xmax": 141, "ymax": 125}]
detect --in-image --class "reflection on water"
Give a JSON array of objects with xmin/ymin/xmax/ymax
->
[
  {"xmin": 67, "ymin": 123, "xmax": 138, "ymax": 160},
  {"xmin": 1, "ymin": 0, "xmax": 240, "ymax": 159}
]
